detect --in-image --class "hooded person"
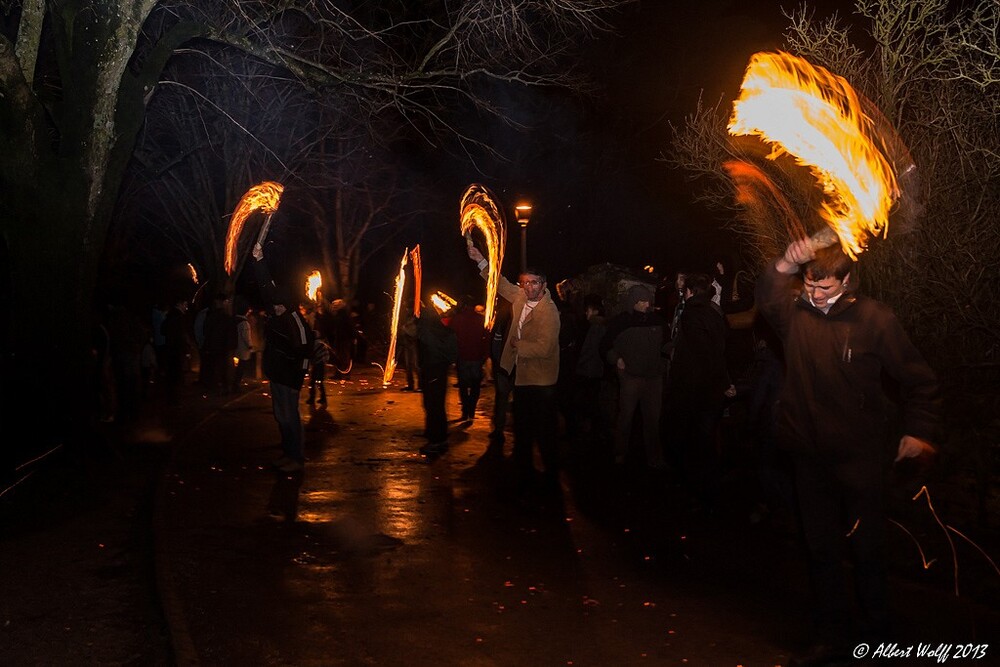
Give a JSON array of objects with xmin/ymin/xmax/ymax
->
[{"xmin": 599, "ymin": 282, "xmax": 668, "ymax": 468}]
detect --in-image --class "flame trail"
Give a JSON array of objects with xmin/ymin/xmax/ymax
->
[
  {"xmin": 224, "ymin": 181, "xmax": 284, "ymax": 274},
  {"xmin": 305, "ymin": 270, "xmax": 322, "ymax": 302},
  {"xmin": 888, "ymin": 518, "xmax": 937, "ymax": 570},
  {"xmin": 914, "ymin": 486, "xmax": 961, "ymax": 596},
  {"xmin": 430, "ymin": 291, "xmax": 457, "ymax": 314},
  {"xmin": 187, "ymin": 263, "xmax": 199, "ymax": 284},
  {"xmin": 383, "ymin": 249, "xmax": 408, "ymax": 386},
  {"xmin": 460, "ymin": 184, "xmax": 506, "ymax": 329},
  {"xmin": 410, "ymin": 245, "xmax": 422, "ymax": 317},
  {"xmin": 728, "ymin": 51, "xmax": 900, "ymax": 259}
]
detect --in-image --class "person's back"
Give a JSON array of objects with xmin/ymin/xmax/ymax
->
[{"xmin": 448, "ymin": 301, "xmax": 489, "ymax": 421}]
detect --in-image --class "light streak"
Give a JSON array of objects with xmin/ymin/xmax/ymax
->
[
  {"xmin": 430, "ymin": 291, "xmax": 457, "ymax": 314},
  {"xmin": 410, "ymin": 245, "xmax": 422, "ymax": 317},
  {"xmin": 305, "ymin": 270, "xmax": 322, "ymax": 302},
  {"xmin": 187, "ymin": 263, "xmax": 198, "ymax": 284},
  {"xmin": 383, "ymin": 249, "xmax": 408, "ymax": 386},
  {"xmin": 888, "ymin": 518, "xmax": 937, "ymax": 570},
  {"xmin": 728, "ymin": 51, "xmax": 900, "ymax": 259},
  {"xmin": 914, "ymin": 486, "xmax": 961, "ymax": 596},
  {"xmin": 460, "ymin": 184, "xmax": 506, "ymax": 329},
  {"xmin": 224, "ymin": 181, "xmax": 284, "ymax": 274}
]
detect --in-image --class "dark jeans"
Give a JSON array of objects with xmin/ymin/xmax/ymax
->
[
  {"xmin": 793, "ymin": 454, "xmax": 889, "ymax": 645},
  {"xmin": 490, "ymin": 367, "xmax": 513, "ymax": 442},
  {"xmin": 308, "ymin": 363, "xmax": 326, "ymax": 403},
  {"xmin": 456, "ymin": 359, "xmax": 484, "ymax": 417},
  {"xmin": 271, "ymin": 382, "xmax": 304, "ymax": 463},
  {"xmin": 421, "ymin": 364, "xmax": 449, "ymax": 444},
  {"xmin": 667, "ymin": 398, "xmax": 723, "ymax": 504},
  {"xmin": 512, "ymin": 383, "xmax": 559, "ymax": 485},
  {"xmin": 614, "ymin": 373, "xmax": 664, "ymax": 466}
]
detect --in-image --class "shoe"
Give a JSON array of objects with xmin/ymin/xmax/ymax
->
[
  {"xmin": 278, "ymin": 460, "xmax": 304, "ymax": 472},
  {"xmin": 401, "ymin": 386, "xmax": 414, "ymax": 392},
  {"xmin": 419, "ymin": 442, "xmax": 448, "ymax": 456},
  {"xmin": 788, "ymin": 643, "xmax": 858, "ymax": 667}
]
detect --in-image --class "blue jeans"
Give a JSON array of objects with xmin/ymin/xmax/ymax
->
[{"xmin": 271, "ymin": 382, "xmax": 304, "ymax": 463}]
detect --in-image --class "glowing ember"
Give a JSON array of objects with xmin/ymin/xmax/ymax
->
[
  {"xmin": 460, "ymin": 184, "xmax": 506, "ymax": 329},
  {"xmin": 430, "ymin": 291, "xmax": 456, "ymax": 314},
  {"xmin": 728, "ymin": 51, "xmax": 900, "ymax": 259},
  {"xmin": 224, "ymin": 181, "xmax": 284, "ymax": 274},
  {"xmin": 187, "ymin": 263, "xmax": 198, "ymax": 284},
  {"xmin": 305, "ymin": 270, "xmax": 322, "ymax": 302},
  {"xmin": 383, "ymin": 249, "xmax": 408, "ymax": 385},
  {"xmin": 410, "ymin": 245, "xmax": 422, "ymax": 317}
]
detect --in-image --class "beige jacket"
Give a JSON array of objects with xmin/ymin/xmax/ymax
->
[{"xmin": 487, "ymin": 270, "xmax": 560, "ymax": 386}]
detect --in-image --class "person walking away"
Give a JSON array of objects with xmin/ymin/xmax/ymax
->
[
  {"xmin": 416, "ymin": 306, "xmax": 458, "ymax": 456},
  {"xmin": 307, "ymin": 331, "xmax": 331, "ymax": 406},
  {"xmin": 252, "ymin": 242, "xmax": 314, "ymax": 473},
  {"xmin": 486, "ymin": 300, "xmax": 514, "ymax": 455},
  {"xmin": 600, "ymin": 284, "xmax": 669, "ymax": 470},
  {"xmin": 468, "ymin": 244, "xmax": 561, "ymax": 498},
  {"xmin": 399, "ymin": 311, "xmax": 420, "ymax": 392},
  {"xmin": 757, "ymin": 239, "xmax": 941, "ymax": 667},
  {"xmin": 666, "ymin": 273, "xmax": 735, "ymax": 509},
  {"xmin": 231, "ymin": 297, "xmax": 255, "ymax": 393},
  {"xmin": 447, "ymin": 296, "xmax": 490, "ymax": 421},
  {"xmin": 161, "ymin": 297, "xmax": 190, "ymax": 405},
  {"xmin": 572, "ymin": 294, "xmax": 610, "ymax": 458}
]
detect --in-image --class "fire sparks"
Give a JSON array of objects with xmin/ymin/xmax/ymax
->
[
  {"xmin": 187, "ymin": 263, "xmax": 198, "ymax": 284},
  {"xmin": 410, "ymin": 245, "xmax": 422, "ymax": 317},
  {"xmin": 460, "ymin": 184, "xmax": 506, "ymax": 329},
  {"xmin": 728, "ymin": 51, "xmax": 900, "ymax": 259},
  {"xmin": 430, "ymin": 291, "xmax": 456, "ymax": 314},
  {"xmin": 305, "ymin": 270, "xmax": 322, "ymax": 302},
  {"xmin": 224, "ymin": 181, "xmax": 284, "ymax": 274},
  {"xmin": 383, "ymin": 249, "xmax": 408, "ymax": 386}
]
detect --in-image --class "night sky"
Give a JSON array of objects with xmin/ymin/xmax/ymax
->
[{"xmin": 351, "ymin": 1, "xmax": 827, "ymax": 308}]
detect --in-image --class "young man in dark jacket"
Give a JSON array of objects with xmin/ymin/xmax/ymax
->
[
  {"xmin": 253, "ymin": 242, "xmax": 314, "ymax": 473},
  {"xmin": 417, "ymin": 307, "xmax": 458, "ymax": 456},
  {"xmin": 757, "ymin": 238, "xmax": 941, "ymax": 667}
]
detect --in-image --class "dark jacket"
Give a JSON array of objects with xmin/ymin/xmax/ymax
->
[
  {"xmin": 602, "ymin": 309, "xmax": 668, "ymax": 378},
  {"xmin": 756, "ymin": 263, "xmax": 941, "ymax": 461},
  {"xmin": 575, "ymin": 315, "xmax": 607, "ymax": 379},
  {"xmin": 417, "ymin": 312, "xmax": 458, "ymax": 371},
  {"xmin": 254, "ymin": 257, "xmax": 313, "ymax": 389},
  {"xmin": 667, "ymin": 292, "xmax": 729, "ymax": 404}
]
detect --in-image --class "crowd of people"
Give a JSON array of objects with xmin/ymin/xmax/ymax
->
[{"xmin": 88, "ymin": 235, "xmax": 942, "ymax": 667}]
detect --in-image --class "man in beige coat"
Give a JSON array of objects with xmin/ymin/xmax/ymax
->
[{"xmin": 469, "ymin": 245, "xmax": 561, "ymax": 497}]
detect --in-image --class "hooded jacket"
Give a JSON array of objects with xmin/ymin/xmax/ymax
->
[{"xmin": 756, "ymin": 262, "xmax": 941, "ymax": 461}]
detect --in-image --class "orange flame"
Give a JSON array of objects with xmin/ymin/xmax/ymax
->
[
  {"xmin": 410, "ymin": 245, "xmax": 422, "ymax": 317},
  {"xmin": 305, "ymin": 270, "xmax": 322, "ymax": 302},
  {"xmin": 187, "ymin": 263, "xmax": 199, "ymax": 284},
  {"xmin": 430, "ymin": 291, "xmax": 456, "ymax": 314},
  {"xmin": 224, "ymin": 181, "xmax": 284, "ymax": 274},
  {"xmin": 460, "ymin": 184, "xmax": 506, "ymax": 329},
  {"xmin": 383, "ymin": 249, "xmax": 408, "ymax": 385},
  {"xmin": 728, "ymin": 52, "xmax": 900, "ymax": 259}
]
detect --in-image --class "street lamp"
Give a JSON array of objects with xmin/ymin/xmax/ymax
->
[{"xmin": 515, "ymin": 203, "xmax": 532, "ymax": 274}]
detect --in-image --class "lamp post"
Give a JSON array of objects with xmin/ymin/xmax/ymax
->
[{"xmin": 515, "ymin": 203, "xmax": 532, "ymax": 274}]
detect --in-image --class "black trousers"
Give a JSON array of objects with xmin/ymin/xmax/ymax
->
[
  {"xmin": 793, "ymin": 453, "xmax": 889, "ymax": 645},
  {"xmin": 421, "ymin": 364, "xmax": 449, "ymax": 444},
  {"xmin": 511, "ymin": 382, "xmax": 558, "ymax": 483}
]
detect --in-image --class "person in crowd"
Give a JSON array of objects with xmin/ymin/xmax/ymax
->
[
  {"xmin": 161, "ymin": 297, "xmax": 191, "ymax": 405},
  {"xmin": 446, "ymin": 295, "xmax": 490, "ymax": 421},
  {"xmin": 666, "ymin": 273, "xmax": 735, "ymax": 508},
  {"xmin": 200, "ymin": 292, "xmax": 236, "ymax": 396},
  {"xmin": 554, "ymin": 281, "xmax": 581, "ymax": 438},
  {"xmin": 330, "ymin": 299, "xmax": 355, "ymax": 379},
  {"xmin": 468, "ymin": 244, "xmax": 561, "ymax": 497},
  {"xmin": 486, "ymin": 299, "xmax": 514, "ymax": 456},
  {"xmin": 307, "ymin": 329, "xmax": 332, "ymax": 406},
  {"xmin": 399, "ymin": 309, "xmax": 421, "ymax": 392},
  {"xmin": 252, "ymin": 242, "xmax": 314, "ymax": 474},
  {"xmin": 757, "ymin": 238, "xmax": 941, "ymax": 667},
  {"xmin": 108, "ymin": 303, "xmax": 148, "ymax": 422},
  {"xmin": 600, "ymin": 283, "xmax": 669, "ymax": 470},
  {"xmin": 573, "ymin": 294, "xmax": 610, "ymax": 452},
  {"xmin": 231, "ymin": 296, "xmax": 255, "ymax": 394},
  {"xmin": 416, "ymin": 305, "xmax": 458, "ymax": 456}
]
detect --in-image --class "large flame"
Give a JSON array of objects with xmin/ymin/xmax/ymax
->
[
  {"xmin": 728, "ymin": 51, "xmax": 900, "ymax": 259},
  {"xmin": 460, "ymin": 184, "xmax": 506, "ymax": 329},
  {"xmin": 224, "ymin": 181, "xmax": 284, "ymax": 274},
  {"xmin": 305, "ymin": 270, "xmax": 322, "ymax": 302},
  {"xmin": 409, "ymin": 245, "xmax": 422, "ymax": 317},
  {"xmin": 383, "ymin": 249, "xmax": 408, "ymax": 386}
]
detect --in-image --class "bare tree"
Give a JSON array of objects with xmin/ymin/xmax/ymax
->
[{"xmin": 0, "ymin": 0, "xmax": 633, "ymax": 451}]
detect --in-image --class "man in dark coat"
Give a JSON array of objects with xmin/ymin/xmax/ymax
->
[
  {"xmin": 757, "ymin": 238, "xmax": 941, "ymax": 667},
  {"xmin": 666, "ymin": 273, "xmax": 734, "ymax": 503},
  {"xmin": 253, "ymin": 242, "xmax": 314, "ymax": 473}
]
